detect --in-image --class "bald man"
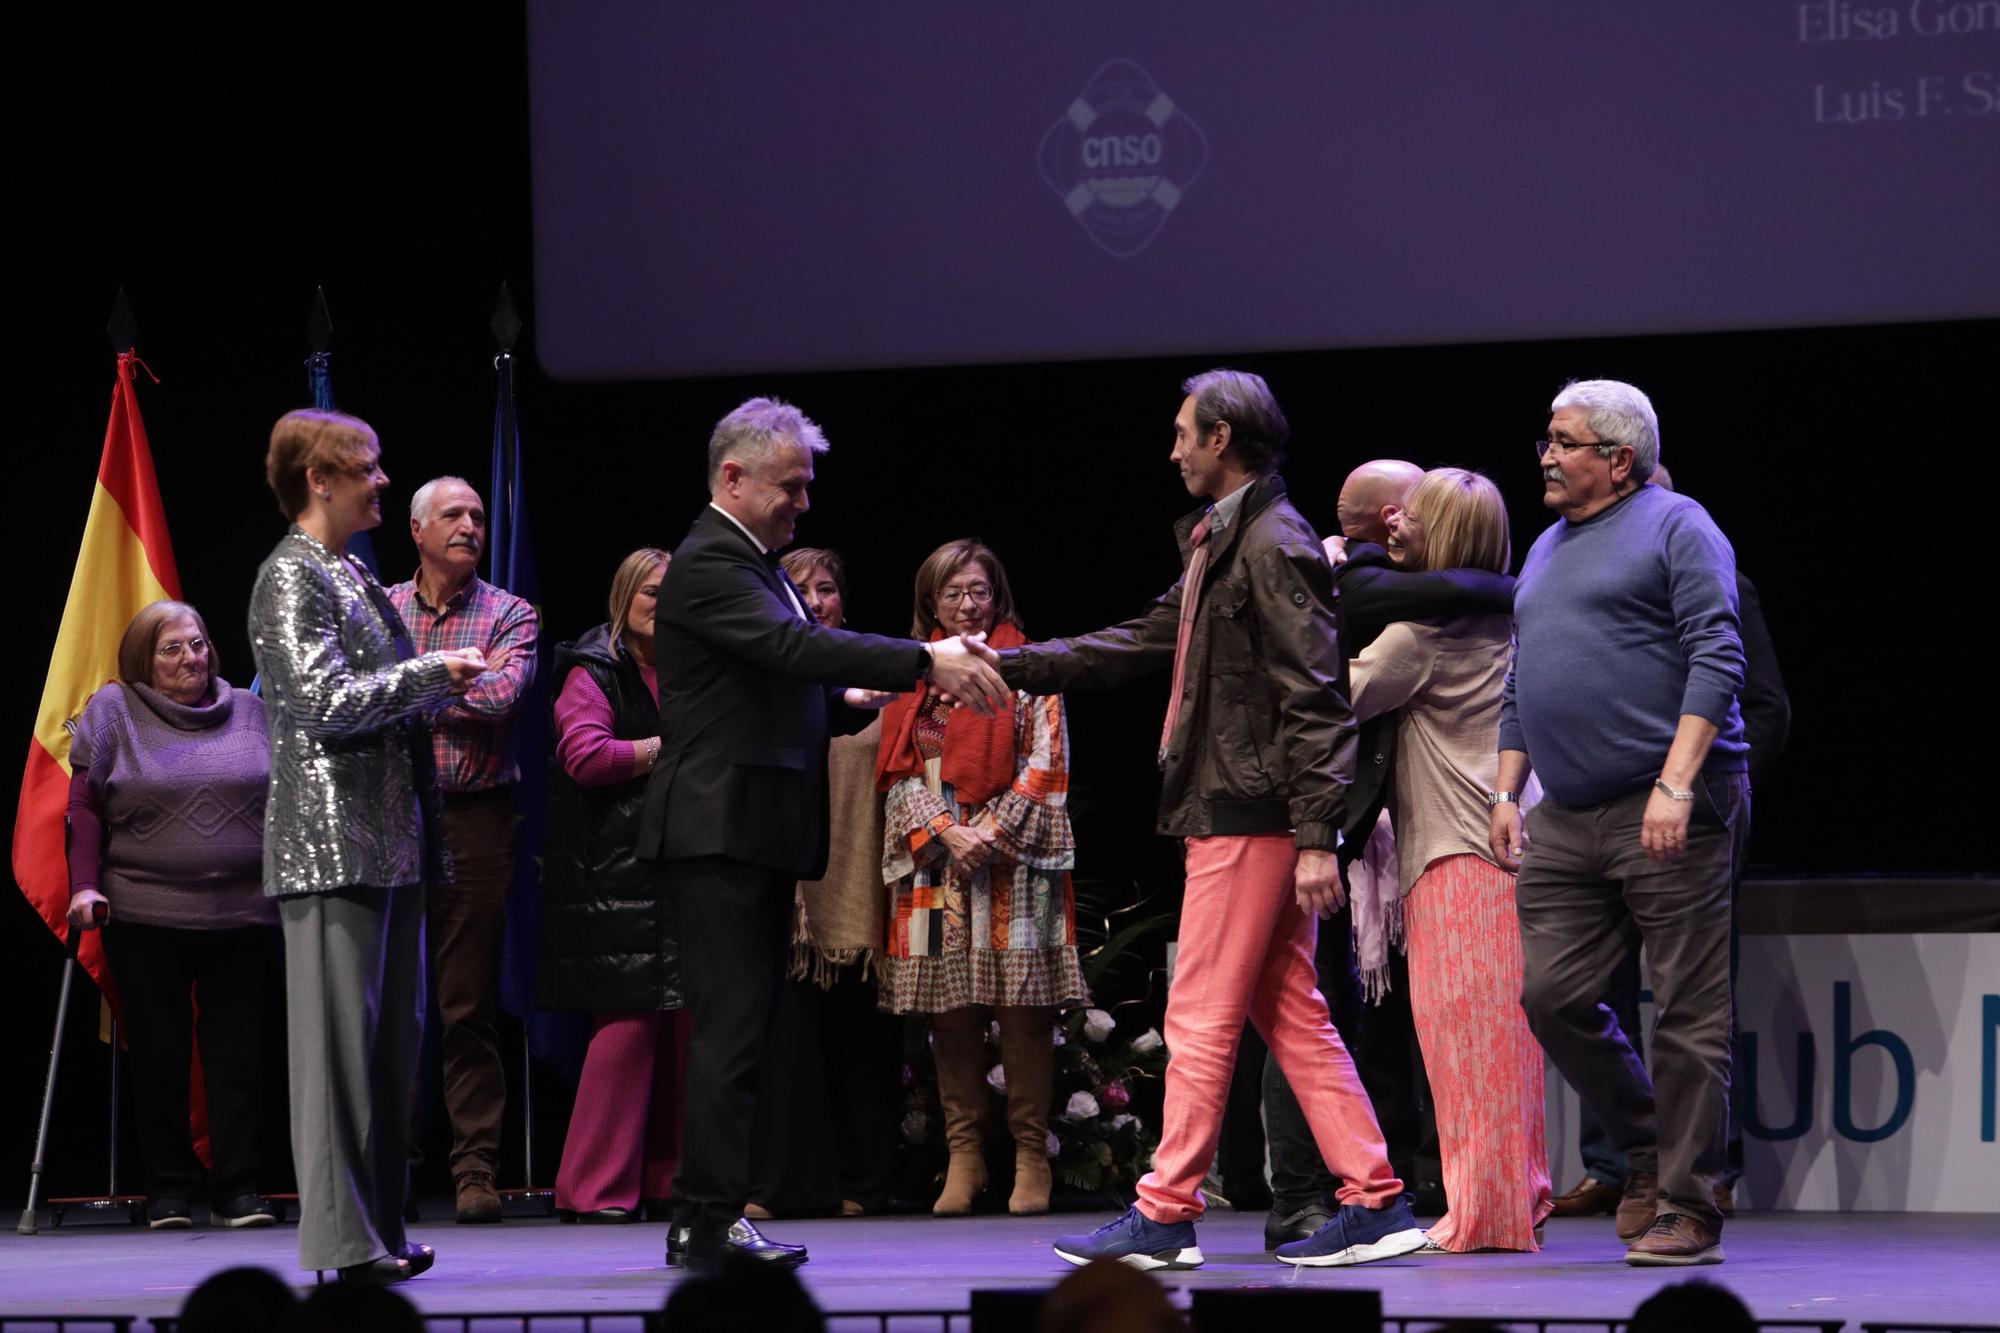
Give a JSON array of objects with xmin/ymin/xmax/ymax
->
[
  {"xmin": 1333, "ymin": 459, "xmax": 1425, "ymax": 551},
  {"xmin": 1256, "ymin": 458, "xmax": 1517, "ymax": 1247}
]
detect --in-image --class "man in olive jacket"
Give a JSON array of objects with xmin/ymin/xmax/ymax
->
[{"xmin": 1002, "ymin": 370, "xmax": 1424, "ymax": 1271}]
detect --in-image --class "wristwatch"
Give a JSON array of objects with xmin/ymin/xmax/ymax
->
[
  {"xmin": 1485, "ymin": 790, "xmax": 1518, "ymax": 807},
  {"xmin": 1654, "ymin": 778, "xmax": 1695, "ymax": 801}
]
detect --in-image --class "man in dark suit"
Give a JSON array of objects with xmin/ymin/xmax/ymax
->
[{"xmin": 638, "ymin": 397, "xmax": 1010, "ymax": 1270}]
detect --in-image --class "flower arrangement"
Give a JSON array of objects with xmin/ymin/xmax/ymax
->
[{"xmin": 1044, "ymin": 1007, "xmax": 1168, "ymax": 1195}]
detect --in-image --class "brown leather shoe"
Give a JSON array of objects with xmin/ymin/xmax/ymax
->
[
  {"xmin": 1614, "ymin": 1171, "xmax": 1659, "ymax": 1241},
  {"xmin": 1713, "ymin": 1180, "xmax": 1736, "ymax": 1216},
  {"xmin": 1549, "ymin": 1176, "xmax": 1620, "ymax": 1218},
  {"xmin": 454, "ymin": 1171, "xmax": 502, "ymax": 1224},
  {"xmin": 1624, "ymin": 1211, "xmax": 1724, "ymax": 1265}
]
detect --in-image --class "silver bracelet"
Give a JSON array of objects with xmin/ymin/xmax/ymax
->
[{"xmin": 1654, "ymin": 778, "xmax": 1695, "ymax": 801}]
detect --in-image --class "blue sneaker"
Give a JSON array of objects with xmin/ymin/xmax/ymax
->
[
  {"xmin": 1274, "ymin": 1197, "xmax": 1428, "ymax": 1267},
  {"xmin": 1052, "ymin": 1206, "xmax": 1204, "ymax": 1270}
]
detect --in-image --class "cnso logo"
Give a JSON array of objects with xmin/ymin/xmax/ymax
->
[
  {"xmin": 1038, "ymin": 60, "xmax": 1209, "ymax": 258},
  {"xmin": 1081, "ymin": 133, "xmax": 1165, "ymax": 169}
]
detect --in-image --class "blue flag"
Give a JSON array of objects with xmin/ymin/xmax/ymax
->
[{"xmin": 489, "ymin": 350, "xmax": 585, "ymax": 1084}]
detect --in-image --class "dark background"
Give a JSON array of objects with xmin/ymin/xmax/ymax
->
[{"xmin": 6, "ymin": 12, "xmax": 1989, "ymax": 1206}]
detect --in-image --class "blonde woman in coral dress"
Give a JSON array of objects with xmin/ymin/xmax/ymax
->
[{"xmin": 1346, "ymin": 468, "xmax": 1553, "ymax": 1253}]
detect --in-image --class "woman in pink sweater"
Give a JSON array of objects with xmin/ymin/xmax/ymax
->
[{"xmin": 539, "ymin": 548, "xmax": 687, "ymax": 1223}]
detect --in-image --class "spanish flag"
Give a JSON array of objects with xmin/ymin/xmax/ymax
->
[{"xmin": 12, "ymin": 351, "xmax": 180, "ymax": 1003}]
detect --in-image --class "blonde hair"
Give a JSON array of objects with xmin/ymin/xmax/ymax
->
[
  {"xmin": 910, "ymin": 539, "xmax": 1020, "ymax": 638},
  {"xmin": 265, "ymin": 409, "xmax": 379, "ymax": 519},
  {"xmin": 118, "ymin": 600, "xmax": 219, "ymax": 685},
  {"xmin": 608, "ymin": 547, "xmax": 670, "ymax": 655},
  {"xmin": 1406, "ymin": 468, "xmax": 1511, "ymax": 574}
]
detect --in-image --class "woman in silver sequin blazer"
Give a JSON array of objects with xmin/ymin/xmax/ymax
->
[{"xmin": 248, "ymin": 408, "xmax": 486, "ymax": 1284}]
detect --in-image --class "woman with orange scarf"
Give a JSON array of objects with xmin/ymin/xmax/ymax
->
[{"xmin": 877, "ymin": 540, "xmax": 1089, "ymax": 1216}]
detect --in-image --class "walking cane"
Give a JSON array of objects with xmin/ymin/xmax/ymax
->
[{"xmin": 18, "ymin": 901, "xmax": 106, "ymax": 1236}]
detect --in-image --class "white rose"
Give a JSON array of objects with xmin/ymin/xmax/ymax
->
[
  {"xmin": 986, "ymin": 1063, "xmax": 1007, "ymax": 1094},
  {"xmin": 1045, "ymin": 1131, "xmax": 1063, "ymax": 1158},
  {"xmin": 1082, "ymin": 1009, "xmax": 1116, "ymax": 1043},
  {"xmin": 1064, "ymin": 1090, "xmax": 1101, "ymax": 1119},
  {"xmin": 1051, "ymin": 1027, "xmax": 1066, "ymax": 1047},
  {"xmin": 1130, "ymin": 1028, "xmax": 1164, "ymax": 1053},
  {"xmin": 1112, "ymin": 1114, "xmax": 1137, "ymax": 1130}
]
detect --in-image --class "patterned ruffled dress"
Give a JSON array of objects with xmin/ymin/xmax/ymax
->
[{"xmin": 879, "ymin": 688, "xmax": 1089, "ymax": 1014}]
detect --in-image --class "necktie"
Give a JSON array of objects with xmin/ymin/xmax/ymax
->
[{"xmin": 1158, "ymin": 515, "xmax": 1213, "ymax": 764}]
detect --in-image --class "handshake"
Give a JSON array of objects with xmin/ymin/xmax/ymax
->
[{"xmin": 843, "ymin": 633, "xmax": 1013, "ymax": 716}]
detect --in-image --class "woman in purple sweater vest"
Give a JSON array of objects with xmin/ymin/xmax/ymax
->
[{"xmin": 65, "ymin": 599, "xmax": 277, "ymax": 1230}]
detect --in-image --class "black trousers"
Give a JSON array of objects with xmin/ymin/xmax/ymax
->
[
  {"xmin": 748, "ymin": 964, "xmax": 904, "ymax": 1215},
  {"xmin": 104, "ymin": 920, "xmax": 272, "ymax": 1205},
  {"xmin": 669, "ymin": 856, "xmax": 795, "ymax": 1232},
  {"xmin": 1256, "ymin": 903, "xmax": 1440, "ymax": 1211}
]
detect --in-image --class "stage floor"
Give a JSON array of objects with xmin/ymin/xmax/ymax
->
[{"xmin": 2, "ymin": 1210, "xmax": 1996, "ymax": 1329}]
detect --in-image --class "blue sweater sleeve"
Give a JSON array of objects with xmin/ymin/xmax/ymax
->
[
  {"xmin": 1663, "ymin": 505, "xmax": 1746, "ymax": 726},
  {"xmin": 1499, "ymin": 636, "xmax": 1526, "ymax": 753}
]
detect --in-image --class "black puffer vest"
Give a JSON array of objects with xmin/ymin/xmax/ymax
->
[{"xmin": 536, "ymin": 624, "xmax": 681, "ymax": 1012}]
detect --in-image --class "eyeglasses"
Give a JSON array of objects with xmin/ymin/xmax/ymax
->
[
  {"xmin": 157, "ymin": 638, "xmax": 209, "ymax": 660},
  {"xmin": 1535, "ymin": 437, "xmax": 1614, "ymax": 459},
  {"xmin": 938, "ymin": 584, "xmax": 994, "ymax": 607}
]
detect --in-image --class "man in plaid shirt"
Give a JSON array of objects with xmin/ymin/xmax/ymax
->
[{"xmin": 388, "ymin": 475, "xmax": 539, "ymax": 1224}]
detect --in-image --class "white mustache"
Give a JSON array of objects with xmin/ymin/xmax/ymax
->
[{"xmin": 449, "ymin": 537, "xmax": 482, "ymax": 550}]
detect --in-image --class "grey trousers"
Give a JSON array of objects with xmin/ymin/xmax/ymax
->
[
  {"xmin": 280, "ymin": 885, "xmax": 426, "ymax": 1271},
  {"xmin": 1516, "ymin": 773, "xmax": 1747, "ymax": 1231}
]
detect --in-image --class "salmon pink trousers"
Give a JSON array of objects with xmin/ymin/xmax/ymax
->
[{"xmin": 1136, "ymin": 833, "xmax": 1403, "ymax": 1224}]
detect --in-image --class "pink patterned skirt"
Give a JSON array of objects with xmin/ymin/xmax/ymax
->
[{"xmin": 1405, "ymin": 852, "xmax": 1553, "ymax": 1251}]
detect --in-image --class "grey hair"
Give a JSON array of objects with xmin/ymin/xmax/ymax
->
[
  {"xmin": 1181, "ymin": 369, "xmax": 1289, "ymax": 472},
  {"xmin": 706, "ymin": 397, "xmax": 830, "ymax": 493},
  {"xmin": 410, "ymin": 475, "xmax": 478, "ymax": 525},
  {"xmin": 1550, "ymin": 379, "xmax": 1660, "ymax": 483}
]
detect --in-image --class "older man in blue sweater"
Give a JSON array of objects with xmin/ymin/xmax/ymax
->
[{"xmin": 1489, "ymin": 379, "xmax": 1747, "ymax": 1267}]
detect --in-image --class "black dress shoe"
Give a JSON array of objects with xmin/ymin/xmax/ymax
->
[
  {"xmin": 1264, "ymin": 1201, "xmax": 1334, "ymax": 1250},
  {"xmin": 334, "ymin": 1255, "xmax": 413, "ymax": 1285},
  {"xmin": 558, "ymin": 1206, "xmax": 636, "ymax": 1224},
  {"xmin": 329, "ymin": 1242, "xmax": 433, "ymax": 1286},
  {"xmin": 666, "ymin": 1217, "xmax": 808, "ymax": 1270}
]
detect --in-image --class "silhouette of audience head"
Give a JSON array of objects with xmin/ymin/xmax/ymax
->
[
  {"xmin": 658, "ymin": 1253, "xmax": 825, "ymax": 1332},
  {"xmin": 1630, "ymin": 1278, "xmax": 1756, "ymax": 1333},
  {"xmin": 1038, "ymin": 1258, "xmax": 1184, "ymax": 1333},
  {"xmin": 282, "ymin": 1281, "xmax": 424, "ymax": 1333},
  {"xmin": 176, "ymin": 1266, "xmax": 299, "ymax": 1333}
]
